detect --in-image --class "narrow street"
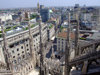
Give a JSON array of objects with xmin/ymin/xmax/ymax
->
[{"xmin": 45, "ymin": 38, "xmax": 57, "ymax": 58}]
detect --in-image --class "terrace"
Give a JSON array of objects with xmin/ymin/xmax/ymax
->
[{"xmin": 0, "ymin": 23, "xmax": 39, "ymax": 38}]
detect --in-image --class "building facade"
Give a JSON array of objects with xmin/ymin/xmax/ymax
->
[
  {"xmin": 40, "ymin": 9, "xmax": 50, "ymax": 22},
  {"xmin": 0, "ymin": 23, "xmax": 47, "ymax": 75},
  {"xmin": 56, "ymin": 32, "xmax": 75, "ymax": 57},
  {"xmin": 0, "ymin": 13, "xmax": 13, "ymax": 22},
  {"xmin": 47, "ymin": 24, "xmax": 55, "ymax": 41},
  {"xmin": 81, "ymin": 12, "xmax": 92, "ymax": 22}
]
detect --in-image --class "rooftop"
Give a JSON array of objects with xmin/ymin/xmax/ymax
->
[{"xmin": 57, "ymin": 32, "xmax": 75, "ymax": 40}]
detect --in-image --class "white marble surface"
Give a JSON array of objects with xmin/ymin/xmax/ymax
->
[
  {"xmin": 0, "ymin": 46, "xmax": 5, "ymax": 64},
  {"xmin": 28, "ymin": 69, "xmax": 39, "ymax": 75}
]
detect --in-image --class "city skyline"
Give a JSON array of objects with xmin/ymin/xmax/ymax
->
[{"xmin": 0, "ymin": 0, "xmax": 100, "ymax": 9}]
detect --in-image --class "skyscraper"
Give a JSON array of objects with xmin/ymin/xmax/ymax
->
[
  {"xmin": 40, "ymin": 5, "xmax": 44, "ymax": 10},
  {"xmin": 40, "ymin": 8, "xmax": 50, "ymax": 22},
  {"xmin": 74, "ymin": 4, "xmax": 79, "ymax": 9}
]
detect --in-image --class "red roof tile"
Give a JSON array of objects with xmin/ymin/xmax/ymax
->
[{"xmin": 57, "ymin": 32, "xmax": 75, "ymax": 39}]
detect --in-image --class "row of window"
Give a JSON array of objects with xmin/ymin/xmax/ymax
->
[
  {"xmin": 33, "ymin": 32, "xmax": 39, "ymax": 38},
  {"xmin": 12, "ymin": 45, "xmax": 28, "ymax": 53},
  {"xmin": 9, "ymin": 39, "xmax": 29, "ymax": 48},
  {"xmin": 58, "ymin": 41, "xmax": 67, "ymax": 44},
  {"xmin": 13, "ymin": 52, "xmax": 30, "ymax": 64},
  {"xmin": 13, "ymin": 55, "xmax": 25, "ymax": 64},
  {"xmin": 14, "ymin": 64, "xmax": 33, "ymax": 74},
  {"xmin": 12, "ymin": 51, "xmax": 25, "ymax": 58}
]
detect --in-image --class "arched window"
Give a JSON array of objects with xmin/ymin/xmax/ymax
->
[
  {"xmin": 18, "ymin": 57, "xmax": 21, "ymax": 62},
  {"xmin": 23, "ymin": 55, "xmax": 25, "ymax": 58},
  {"xmin": 14, "ymin": 60, "xmax": 17, "ymax": 64},
  {"xmin": 15, "ymin": 67, "xmax": 17, "ymax": 71}
]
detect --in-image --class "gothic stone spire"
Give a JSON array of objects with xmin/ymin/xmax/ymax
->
[
  {"xmin": 65, "ymin": 13, "xmax": 70, "ymax": 75},
  {"xmin": 28, "ymin": 12, "xmax": 36, "ymax": 68},
  {"xmin": 1, "ymin": 24, "xmax": 11, "ymax": 70},
  {"xmin": 75, "ymin": 11, "xmax": 80, "ymax": 56},
  {"xmin": 39, "ymin": 15, "xmax": 45, "ymax": 75},
  {"xmin": 51, "ymin": 44, "xmax": 55, "ymax": 59}
]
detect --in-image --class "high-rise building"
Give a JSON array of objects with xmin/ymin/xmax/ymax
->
[
  {"xmin": 25, "ymin": 12, "xmax": 28, "ymax": 18},
  {"xmin": 40, "ymin": 5, "xmax": 44, "ymax": 10},
  {"xmin": 74, "ymin": 4, "xmax": 79, "ymax": 9},
  {"xmin": 37, "ymin": 3, "xmax": 40, "ymax": 13},
  {"xmin": 40, "ymin": 8, "xmax": 50, "ymax": 22}
]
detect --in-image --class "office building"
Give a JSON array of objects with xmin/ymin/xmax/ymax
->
[
  {"xmin": 40, "ymin": 8, "xmax": 50, "ymax": 22},
  {"xmin": 57, "ymin": 32, "xmax": 75, "ymax": 57},
  {"xmin": 81, "ymin": 12, "xmax": 92, "ymax": 22}
]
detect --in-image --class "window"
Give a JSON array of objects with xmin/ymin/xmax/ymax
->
[
  {"xmin": 21, "ymin": 46, "xmax": 23, "ymax": 49},
  {"xmin": 14, "ymin": 60, "xmax": 17, "ymax": 64},
  {"xmin": 13, "ymin": 56, "xmax": 15, "ymax": 58},
  {"xmin": 18, "ymin": 53, "xmax": 20, "ymax": 56},
  {"xmin": 12, "ymin": 50, "xmax": 14, "ymax": 53},
  {"xmin": 19, "ymin": 40, "xmax": 24, "ymax": 44},
  {"xmin": 28, "ymin": 53, "xmax": 30, "ymax": 55},
  {"xmin": 17, "ymin": 48, "xmax": 19, "ymax": 51},
  {"xmin": 9, "ymin": 44, "xmax": 14, "ymax": 48},
  {"xmin": 22, "ymin": 51, "xmax": 24, "ymax": 53},
  {"xmin": 27, "ymin": 49, "xmax": 29, "ymax": 51},
  {"xmin": 15, "ymin": 42, "xmax": 19, "ymax": 45},
  {"xmin": 23, "ymin": 55, "xmax": 25, "ymax": 58},
  {"xmin": 27, "ymin": 44, "xmax": 28, "ymax": 47},
  {"xmin": 34, "ymin": 40, "xmax": 35, "ymax": 42},
  {"xmin": 15, "ymin": 67, "xmax": 17, "ymax": 71},
  {"xmin": 62, "ymin": 48, "xmax": 63, "ymax": 51},
  {"xmin": 18, "ymin": 57, "xmax": 21, "ymax": 62},
  {"xmin": 31, "ymin": 65, "xmax": 32, "ymax": 68},
  {"xmin": 59, "ymin": 48, "xmax": 60, "ymax": 50}
]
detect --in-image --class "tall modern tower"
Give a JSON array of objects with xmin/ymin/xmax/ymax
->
[{"xmin": 40, "ymin": 8, "xmax": 50, "ymax": 22}]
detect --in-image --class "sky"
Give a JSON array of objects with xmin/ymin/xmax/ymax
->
[{"xmin": 0, "ymin": 0, "xmax": 100, "ymax": 9}]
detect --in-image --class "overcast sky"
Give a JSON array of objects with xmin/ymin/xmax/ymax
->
[{"xmin": 0, "ymin": 0, "xmax": 99, "ymax": 9}]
